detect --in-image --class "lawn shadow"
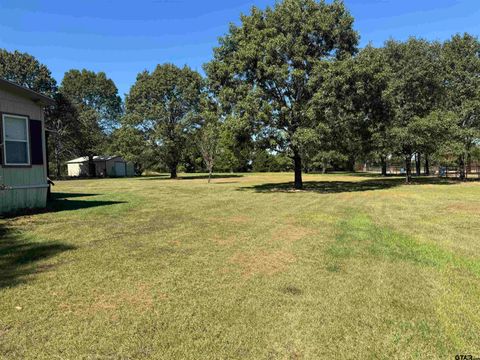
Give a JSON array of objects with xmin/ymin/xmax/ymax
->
[
  {"xmin": 51, "ymin": 192, "xmax": 100, "ymax": 200},
  {"xmin": 140, "ymin": 174, "xmax": 244, "ymax": 181},
  {"xmin": 2, "ymin": 193, "xmax": 126, "ymax": 218},
  {"xmin": 47, "ymin": 192, "xmax": 127, "ymax": 213},
  {"xmin": 238, "ymin": 177, "xmax": 456, "ymax": 194},
  {"xmin": 0, "ymin": 222, "xmax": 75, "ymax": 289},
  {"xmin": 331, "ymin": 172, "xmax": 387, "ymax": 178},
  {"xmin": 306, "ymin": 171, "xmax": 385, "ymax": 178},
  {"xmin": 47, "ymin": 199, "xmax": 127, "ymax": 213}
]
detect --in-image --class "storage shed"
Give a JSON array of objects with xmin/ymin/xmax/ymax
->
[
  {"xmin": 0, "ymin": 78, "xmax": 54, "ymax": 214},
  {"xmin": 66, "ymin": 156, "xmax": 135, "ymax": 178}
]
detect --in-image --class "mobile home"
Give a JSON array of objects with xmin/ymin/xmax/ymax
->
[{"xmin": 0, "ymin": 78, "xmax": 54, "ymax": 214}]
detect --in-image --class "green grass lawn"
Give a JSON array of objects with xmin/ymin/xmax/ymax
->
[{"xmin": 1, "ymin": 173, "xmax": 479, "ymax": 359}]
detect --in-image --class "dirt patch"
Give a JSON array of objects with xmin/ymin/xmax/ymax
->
[
  {"xmin": 212, "ymin": 234, "xmax": 237, "ymax": 246},
  {"xmin": 270, "ymin": 224, "xmax": 315, "ymax": 244},
  {"xmin": 230, "ymin": 250, "xmax": 296, "ymax": 277},
  {"xmin": 228, "ymin": 215, "xmax": 251, "ymax": 224},
  {"xmin": 117, "ymin": 283, "xmax": 157, "ymax": 310},
  {"xmin": 59, "ymin": 283, "xmax": 164, "ymax": 316},
  {"xmin": 445, "ymin": 202, "xmax": 480, "ymax": 213}
]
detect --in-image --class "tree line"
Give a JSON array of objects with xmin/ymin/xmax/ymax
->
[{"xmin": 1, "ymin": 0, "xmax": 479, "ymax": 188}]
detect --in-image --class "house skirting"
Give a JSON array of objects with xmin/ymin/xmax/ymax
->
[{"xmin": 0, "ymin": 185, "xmax": 48, "ymax": 214}]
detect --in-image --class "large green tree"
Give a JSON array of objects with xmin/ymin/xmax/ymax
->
[
  {"xmin": 109, "ymin": 124, "xmax": 154, "ymax": 175},
  {"xmin": 61, "ymin": 69, "xmax": 122, "ymax": 132},
  {"xmin": 383, "ymin": 38, "xmax": 444, "ymax": 182},
  {"xmin": 410, "ymin": 110, "xmax": 461, "ymax": 172},
  {"xmin": 125, "ymin": 64, "xmax": 203, "ymax": 179},
  {"xmin": 352, "ymin": 46, "xmax": 394, "ymax": 176},
  {"xmin": 441, "ymin": 33, "xmax": 480, "ymax": 180},
  {"xmin": 60, "ymin": 69, "xmax": 123, "ymax": 176},
  {"xmin": 215, "ymin": 115, "xmax": 256, "ymax": 173},
  {"xmin": 195, "ymin": 94, "xmax": 222, "ymax": 182},
  {"xmin": 0, "ymin": 49, "xmax": 57, "ymax": 95},
  {"xmin": 313, "ymin": 45, "xmax": 393, "ymax": 175},
  {"xmin": 205, "ymin": 0, "xmax": 358, "ymax": 189}
]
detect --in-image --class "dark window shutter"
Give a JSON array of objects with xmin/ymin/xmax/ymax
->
[
  {"xmin": 29, "ymin": 119, "xmax": 44, "ymax": 165},
  {"xmin": 0, "ymin": 116, "xmax": 3, "ymax": 165}
]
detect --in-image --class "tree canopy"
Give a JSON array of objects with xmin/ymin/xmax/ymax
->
[
  {"xmin": 59, "ymin": 69, "xmax": 123, "ymax": 175},
  {"xmin": 441, "ymin": 34, "xmax": 480, "ymax": 179},
  {"xmin": 205, "ymin": 0, "xmax": 359, "ymax": 188},
  {"xmin": 1, "ymin": 1, "xmax": 479, "ymax": 182},
  {"xmin": 0, "ymin": 49, "xmax": 57, "ymax": 96},
  {"xmin": 125, "ymin": 64, "xmax": 203, "ymax": 178}
]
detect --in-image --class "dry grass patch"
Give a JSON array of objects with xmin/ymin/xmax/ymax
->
[
  {"xmin": 211, "ymin": 234, "xmax": 238, "ymax": 246},
  {"xmin": 444, "ymin": 202, "xmax": 480, "ymax": 213},
  {"xmin": 59, "ymin": 283, "xmax": 161, "ymax": 316},
  {"xmin": 230, "ymin": 250, "xmax": 296, "ymax": 278},
  {"xmin": 228, "ymin": 215, "xmax": 251, "ymax": 224},
  {"xmin": 270, "ymin": 223, "xmax": 315, "ymax": 244}
]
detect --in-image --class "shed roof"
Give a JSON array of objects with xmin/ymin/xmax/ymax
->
[
  {"xmin": 0, "ymin": 78, "xmax": 55, "ymax": 106},
  {"xmin": 66, "ymin": 156, "xmax": 123, "ymax": 164}
]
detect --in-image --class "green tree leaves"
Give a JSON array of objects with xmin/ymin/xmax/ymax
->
[
  {"xmin": 61, "ymin": 69, "xmax": 122, "ymax": 133},
  {"xmin": 206, "ymin": 0, "xmax": 359, "ymax": 188},
  {"xmin": 0, "ymin": 49, "xmax": 57, "ymax": 96},
  {"xmin": 125, "ymin": 64, "xmax": 203, "ymax": 178}
]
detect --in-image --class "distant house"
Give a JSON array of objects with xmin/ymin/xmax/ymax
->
[
  {"xmin": 0, "ymin": 78, "xmax": 55, "ymax": 214},
  {"xmin": 66, "ymin": 156, "xmax": 135, "ymax": 178}
]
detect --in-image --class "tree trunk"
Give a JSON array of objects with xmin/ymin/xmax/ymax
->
[
  {"xmin": 170, "ymin": 165, "xmax": 178, "ymax": 179},
  {"xmin": 424, "ymin": 154, "xmax": 430, "ymax": 176},
  {"xmin": 56, "ymin": 156, "xmax": 61, "ymax": 178},
  {"xmin": 293, "ymin": 150, "xmax": 303, "ymax": 190},
  {"xmin": 459, "ymin": 154, "xmax": 467, "ymax": 181},
  {"xmin": 381, "ymin": 156, "xmax": 387, "ymax": 176},
  {"xmin": 347, "ymin": 155, "xmax": 355, "ymax": 172},
  {"xmin": 54, "ymin": 143, "xmax": 61, "ymax": 178},
  {"xmin": 466, "ymin": 152, "xmax": 472, "ymax": 176},
  {"xmin": 415, "ymin": 153, "xmax": 421, "ymax": 176},
  {"xmin": 88, "ymin": 155, "xmax": 95, "ymax": 177},
  {"xmin": 405, "ymin": 156, "xmax": 412, "ymax": 183},
  {"xmin": 208, "ymin": 164, "xmax": 213, "ymax": 184}
]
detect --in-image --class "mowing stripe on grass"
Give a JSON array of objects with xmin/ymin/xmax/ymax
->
[{"xmin": 327, "ymin": 211, "xmax": 480, "ymax": 277}]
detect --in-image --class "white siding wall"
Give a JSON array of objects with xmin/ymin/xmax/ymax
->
[{"xmin": 0, "ymin": 88, "xmax": 48, "ymax": 213}]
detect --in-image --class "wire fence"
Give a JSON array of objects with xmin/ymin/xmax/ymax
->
[{"xmin": 362, "ymin": 163, "xmax": 480, "ymax": 179}]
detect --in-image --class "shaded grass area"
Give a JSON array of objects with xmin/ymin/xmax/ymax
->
[
  {"xmin": 46, "ymin": 198, "xmax": 127, "ymax": 213},
  {"xmin": 247, "ymin": 179, "xmax": 402, "ymax": 193},
  {"xmin": 47, "ymin": 192, "xmax": 127, "ymax": 212},
  {"xmin": 241, "ymin": 176, "xmax": 455, "ymax": 193},
  {"xmin": 0, "ymin": 222, "xmax": 75, "ymax": 289},
  {"xmin": 0, "ymin": 173, "xmax": 479, "ymax": 359},
  {"xmin": 1, "ymin": 193, "xmax": 127, "ymax": 219}
]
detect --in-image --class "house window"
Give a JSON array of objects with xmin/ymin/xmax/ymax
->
[{"xmin": 2, "ymin": 114, "xmax": 30, "ymax": 165}]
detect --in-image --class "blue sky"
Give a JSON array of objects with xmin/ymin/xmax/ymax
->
[{"xmin": 1, "ymin": 0, "xmax": 479, "ymax": 96}]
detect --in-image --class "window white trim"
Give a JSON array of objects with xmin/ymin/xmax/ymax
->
[{"xmin": 2, "ymin": 114, "xmax": 31, "ymax": 166}]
